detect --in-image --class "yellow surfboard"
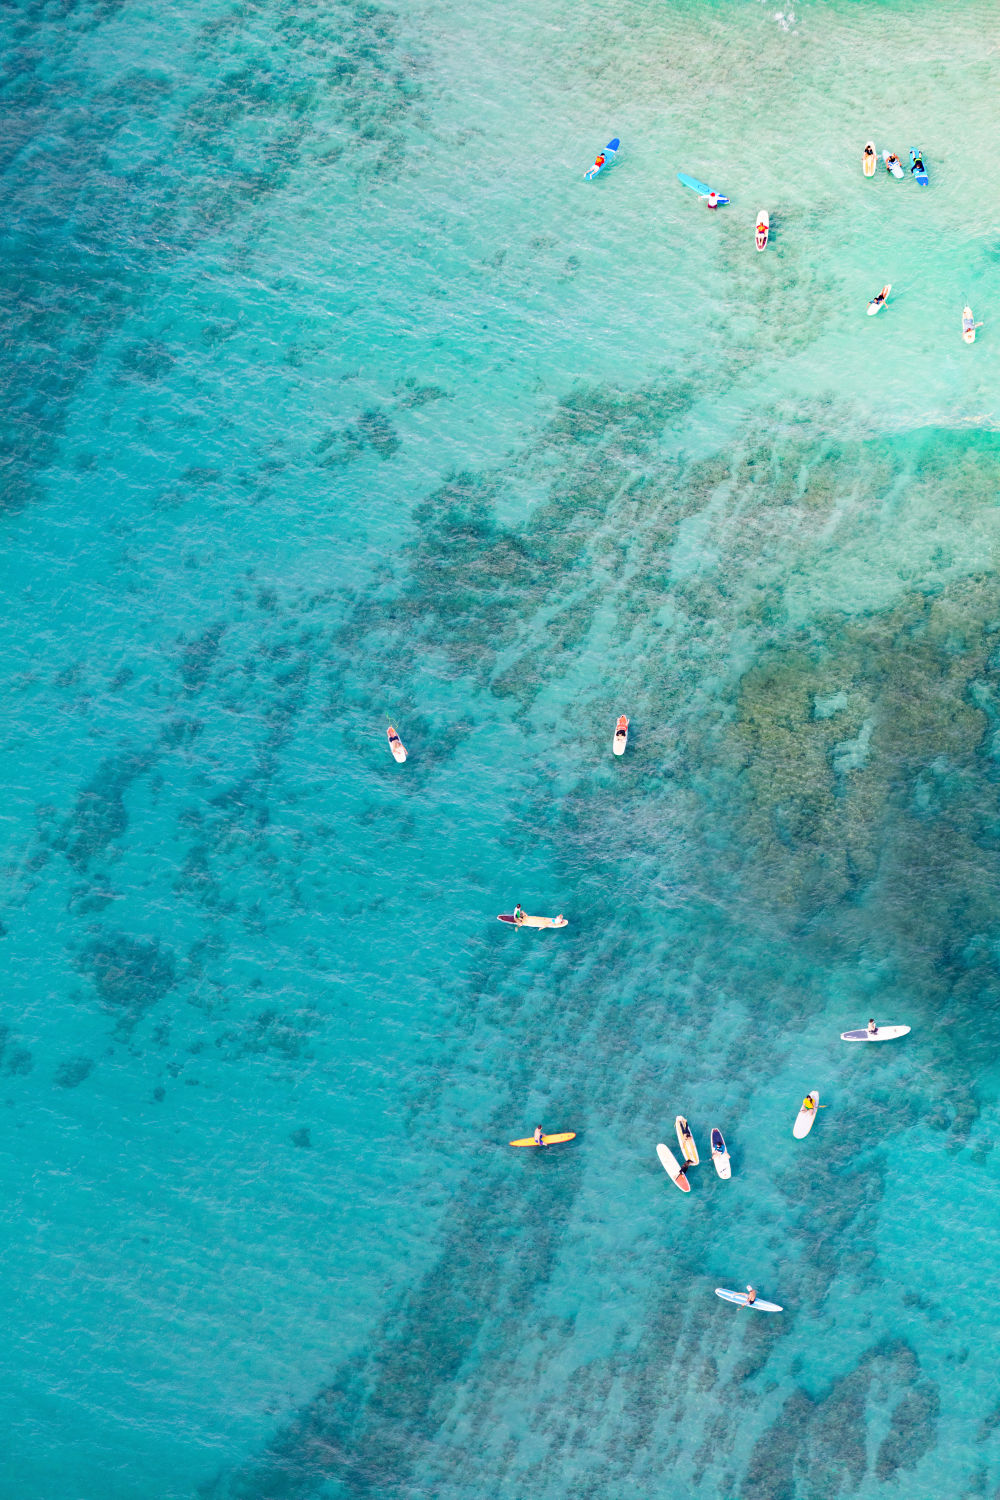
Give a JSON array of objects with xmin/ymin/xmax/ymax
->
[{"xmin": 509, "ymin": 1132, "xmax": 577, "ymax": 1147}]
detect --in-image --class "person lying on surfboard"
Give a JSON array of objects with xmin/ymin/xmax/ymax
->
[
  {"xmin": 863, "ymin": 144, "xmax": 876, "ymax": 163},
  {"xmin": 593, "ymin": 153, "xmax": 605, "ymax": 171}
]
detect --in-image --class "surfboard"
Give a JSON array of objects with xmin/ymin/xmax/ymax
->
[
  {"xmin": 584, "ymin": 138, "xmax": 620, "ymax": 180},
  {"xmin": 656, "ymin": 1142, "xmax": 691, "ymax": 1192},
  {"xmin": 963, "ymin": 307, "xmax": 977, "ymax": 344},
  {"xmin": 498, "ymin": 913, "xmax": 568, "ymax": 929},
  {"xmin": 613, "ymin": 714, "xmax": 629, "ymax": 756},
  {"xmin": 715, "ymin": 1289, "xmax": 783, "ymax": 1312},
  {"xmin": 677, "ymin": 171, "xmax": 730, "ymax": 205},
  {"xmin": 755, "ymin": 210, "xmax": 769, "ymax": 250},
  {"xmin": 386, "ymin": 725, "xmax": 407, "ymax": 762},
  {"xmin": 509, "ymin": 1132, "xmax": 576, "ymax": 1147},
  {"xmin": 863, "ymin": 141, "xmax": 877, "ymax": 176},
  {"xmin": 793, "ymin": 1091, "xmax": 819, "ymax": 1138},
  {"xmin": 675, "ymin": 1115, "xmax": 699, "ymax": 1165},
  {"xmin": 882, "ymin": 150, "xmax": 904, "ymax": 178},
  {"xmin": 867, "ymin": 284, "xmax": 890, "ymax": 316},
  {"xmin": 710, "ymin": 1127, "xmax": 731, "ymax": 1179},
  {"xmin": 840, "ymin": 1025, "xmax": 911, "ymax": 1042}
]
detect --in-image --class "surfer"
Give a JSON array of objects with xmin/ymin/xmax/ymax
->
[
  {"xmin": 533, "ymin": 1125, "xmax": 544, "ymax": 1147},
  {"xmin": 864, "ymin": 143, "xmax": 876, "ymax": 166},
  {"xmin": 911, "ymin": 152, "xmax": 925, "ymax": 175},
  {"xmin": 707, "ymin": 189, "xmax": 719, "ymax": 209},
  {"xmin": 745, "ymin": 1286, "xmax": 757, "ymax": 1305},
  {"xmin": 801, "ymin": 1094, "xmax": 815, "ymax": 1113},
  {"xmin": 513, "ymin": 904, "xmax": 526, "ymax": 925},
  {"xmin": 885, "ymin": 152, "xmax": 900, "ymax": 172},
  {"xmin": 867, "ymin": 1018, "xmax": 878, "ymax": 1036},
  {"xmin": 593, "ymin": 153, "xmax": 605, "ymax": 172}
]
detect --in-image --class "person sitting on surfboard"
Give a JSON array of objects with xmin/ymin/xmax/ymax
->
[
  {"xmin": 513, "ymin": 904, "xmax": 526, "ymax": 925},
  {"xmin": 745, "ymin": 1285, "xmax": 757, "ymax": 1305},
  {"xmin": 707, "ymin": 190, "xmax": 718, "ymax": 209},
  {"xmin": 867, "ymin": 1018, "xmax": 878, "ymax": 1036},
  {"xmin": 801, "ymin": 1095, "xmax": 815, "ymax": 1112},
  {"xmin": 533, "ymin": 1125, "xmax": 544, "ymax": 1146},
  {"xmin": 864, "ymin": 144, "xmax": 875, "ymax": 162}
]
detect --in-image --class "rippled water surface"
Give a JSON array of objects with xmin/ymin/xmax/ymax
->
[{"xmin": 3, "ymin": 0, "xmax": 1000, "ymax": 1495}]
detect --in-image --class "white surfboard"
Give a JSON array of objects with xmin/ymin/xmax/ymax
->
[
  {"xmin": 716, "ymin": 1288, "xmax": 782, "ymax": 1312},
  {"xmin": 675, "ymin": 1115, "xmax": 699, "ymax": 1164},
  {"xmin": 963, "ymin": 306, "xmax": 977, "ymax": 344},
  {"xmin": 755, "ymin": 210, "xmax": 769, "ymax": 251},
  {"xmin": 613, "ymin": 715, "xmax": 629, "ymax": 756},
  {"xmin": 793, "ymin": 1091, "xmax": 819, "ymax": 1138},
  {"xmin": 840, "ymin": 1025, "xmax": 911, "ymax": 1042},
  {"xmin": 710, "ymin": 1127, "xmax": 731, "ymax": 1179},
  {"xmin": 867, "ymin": 284, "xmax": 890, "ymax": 315},
  {"xmin": 656, "ymin": 1142, "xmax": 691, "ymax": 1192}
]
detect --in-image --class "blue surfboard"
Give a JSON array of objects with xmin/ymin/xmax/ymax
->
[
  {"xmin": 909, "ymin": 148, "xmax": 929, "ymax": 186},
  {"xmin": 677, "ymin": 171, "xmax": 730, "ymax": 205},
  {"xmin": 584, "ymin": 139, "xmax": 620, "ymax": 180}
]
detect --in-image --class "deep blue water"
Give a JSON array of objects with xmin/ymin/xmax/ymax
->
[{"xmin": 3, "ymin": 0, "xmax": 1000, "ymax": 1496}]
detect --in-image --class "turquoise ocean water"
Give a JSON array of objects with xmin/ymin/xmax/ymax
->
[{"xmin": 3, "ymin": 0, "xmax": 1000, "ymax": 1495}]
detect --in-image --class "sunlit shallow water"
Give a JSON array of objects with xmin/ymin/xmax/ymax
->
[{"xmin": 2, "ymin": 0, "xmax": 1000, "ymax": 1495}]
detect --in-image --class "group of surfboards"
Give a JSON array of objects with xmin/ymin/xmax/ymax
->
[
  {"xmin": 495, "ymin": 722, "xmax": 913, "ymax": 1316},
  {"xmin": 582, "ymin": 136, "xmax": 981, "ymax": 342}
]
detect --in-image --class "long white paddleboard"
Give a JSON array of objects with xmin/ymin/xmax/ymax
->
[
  {"xmin": 497, "ymin": 912, "xmax": 568, "ymax": 929},
  {"xmin": 793, "ymin": 1091, "xmax": 819, "ymax": 1138},
  {"xmin": 841, "ymin": 1025, "xmax": 910, "ymax": 1042},
  {"xmin": 675, "ymin": 1115, "xmax": 699, "ymax": 1164},
  {"xmin": 656, "ymin": 1142, "xmax": 691, "ymax": 1192},
  {"xmin": 710, "ymin": 1127, "xmax": 731, "ymax": 1179},
  {"xmin": 716, "ymin": 1288, "xmax": 782, "ymax": 1312},
  {"xmin": 613, "ymin": 715, "xmax": 629, "ymax": 756}
]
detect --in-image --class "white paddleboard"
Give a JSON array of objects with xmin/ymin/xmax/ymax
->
[
  {"xmin": 963, "ymin": 306, "xmax": 976, "ymax": 344},
  {"xmin": 656, "ymin": 1142, "xmax": 690, "ymax": 1192},
  {"xmin": 386, "ymin": 725, "xmax": 407, "ymax": 762},
  {"xmin": 710, "ymin": 1127, "xmax": 731, "ymax": 1179},
  {"xmin": 716, "ymin": 1288, "xmax": 782, "ymax": 1312},
  {"xmin": 882, "ymin": 150, "xmax": 904, "ymax": 178},
  {"xmin": 675, "ymin": 1115, "xmax": 699, "ymax": 1164},
  {"xmin": 497, "ymin": 912, "xmax": 568, "ymax": 929},
  {"xmin": 613, "ymin": 715, "xmax": 629, "ymax": 756},
  {"xmin": 863, "ymin": 141, "xmax": 877, "ymax": 176},
  {"xmin": 841, "ymin": 1025, "xmax": 911, "ymax": 1042},
  {"xmin": 755, "ymin": 210, "xmax": 769, "ymax": 251},
  {"xmin": 793, "ymin": 1091, "xmax": 819, "ymax": 1138}
]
